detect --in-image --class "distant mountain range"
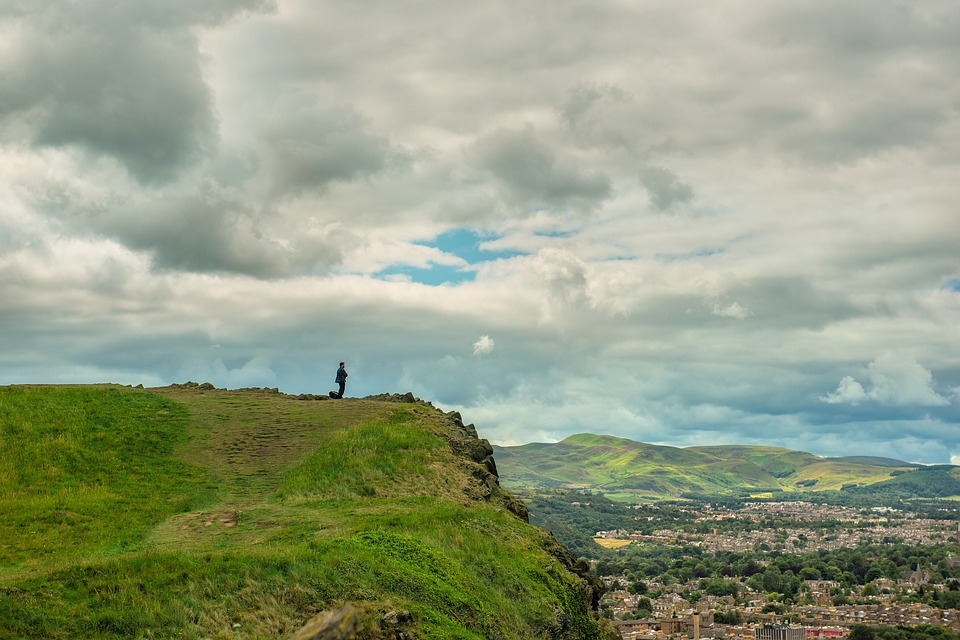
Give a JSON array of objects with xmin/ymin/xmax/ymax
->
[{"xmin": 493, "ymin": 433, "xmax": 960, "ymax": 501}]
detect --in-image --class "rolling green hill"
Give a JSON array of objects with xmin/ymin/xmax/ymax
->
[
  {"xmin": 0, "ymin": 385, "xmax": 614, "ymax": 640},
  {"xmin": 845, "ymin": 466, "xmax": 960, "ymax": 498},
  {"xmin": 494, "ymin": 434, "xmax": 926, "ymax": 500},
  {"xmin": 828, "ymin": 456, "xmax": 922, "ymax": 468}
]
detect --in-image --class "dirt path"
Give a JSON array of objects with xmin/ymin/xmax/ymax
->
[{"xmin": 155, "ymin": 388, "xmax": 387, "ymax": 496}]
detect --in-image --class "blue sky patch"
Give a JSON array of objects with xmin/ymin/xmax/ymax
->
[
  {"xmin": 422, "ymin": 228, "xmax": 525, "ymax": 263},
  {"xmin": 376, "ymin": 228, "xmax": 526, "ymax": 286}
]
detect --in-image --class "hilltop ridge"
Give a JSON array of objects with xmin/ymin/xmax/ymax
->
[{"xmin": 0, "ymin": 384, "xmax": 616, "ymax": 640}]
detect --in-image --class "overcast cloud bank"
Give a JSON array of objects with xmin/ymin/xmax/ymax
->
[{"xmin": 1, "ymin": 0, "xmax": 958, "ymax": 463}]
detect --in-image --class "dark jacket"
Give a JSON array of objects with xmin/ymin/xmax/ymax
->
[{"xmin": 336, "ymin": 366, "xmax": 348, "ymax": 383}]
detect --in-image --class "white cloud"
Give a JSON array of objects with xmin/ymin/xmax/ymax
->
[
  {"xmin": 711, "ymin": 301, "xmax": 753, "ymax": 320},
  {"xmin": 821, "ymin": 376, "xmax": 868, "ymax": 405},
  {"xmin": 821, "ymin": 354, "xmax": 949, "ymax": 407},
  {"xmin": 866, "ymin": 353, "xmax": 950, "ymax": 407},
  {"xmin": 472, "ymin": 335, "xmax": 495, "ymax": 357}
]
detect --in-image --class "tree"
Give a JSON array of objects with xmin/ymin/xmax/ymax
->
[
  {"xmin": 628, "ymin": 580, "xmax": 648, "ymax": 595},
  {"xmin": 848, "ymin": 625, "xmax": 875, "ymax": 640},
  {"xmin": 636, "ymin": 596, "xmax": 653, "ymax": 617},
  {"xmin": 939, "ymin": 590, "xmax": 960, "ymax": 610},
  {"xmin": 865, "ymin": 566, "xmax": 884, "ymax": 583},
  {"xmin": 799, "ymin": 567, "xmax": 822, "ymax": 581}
]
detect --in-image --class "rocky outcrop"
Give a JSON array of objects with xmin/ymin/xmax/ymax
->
[
  {"xmin": 438, "ymin": 409, "xmax": 529, "ymax": 522},
  {"xmin": 289, "ymin": 605, "xmax": 360, "ymax": 640},
  {"xmin": 362, "ymin": 392, "xmax": 430, "ymax": 405},
  {"xmin": 290, "ymin": 606, "xmax": 417, "ymax": 640}
]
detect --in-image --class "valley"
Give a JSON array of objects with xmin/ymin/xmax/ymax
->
[{"xmin": 517, "ymin": 490, "xmax": 960, "ymax": 640}]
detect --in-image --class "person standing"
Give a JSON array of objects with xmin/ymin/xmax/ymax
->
[{"xmin": 335, "ymin": 362, "xmax": 348, "ymax": 399}]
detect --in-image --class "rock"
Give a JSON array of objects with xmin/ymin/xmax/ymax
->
[
  {"xmin": 380, "ymin": 609, "xmax": 415, "ymax": 637},
  {"xmin": 540, "ymin": 533, "xmax": 605, "ymax": 610},
  {"xmin": 296, "ymin": 393, "xmax": 329, "ymax": 401},
  {"xmin": 289, "ymin": 605, "xmax": 360, "ymax": 640},
  {"xmin": 362, "ymin": 392, "xmax": 426, "ymax": 405}
]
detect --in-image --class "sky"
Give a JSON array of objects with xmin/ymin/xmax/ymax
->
[{"xmin": 1, "ymin": 0, "xmax": 959, "ymax": 464}]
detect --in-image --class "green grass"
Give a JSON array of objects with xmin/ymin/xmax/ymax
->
[
  {"xmin": 0, "ymin": 385, "xmax": 606, "ymax": 640},
  {"xmin": 0, "ymin": 386, "xmax": 215, "ymax": 578},
  {"xmin": 278, "ymin": 408, "xmax": 447, "ymax": 502},
  {"xmin": 1, "ymin": 501, "xmax": 594, "ymax": 639}
]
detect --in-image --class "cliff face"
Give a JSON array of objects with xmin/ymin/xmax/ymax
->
[
  {"xmin": 352, "ymin": 394, "xmax": 611, "ymax": 637},
  {"xmin": 0, "ymin": 385, "xmax": 616, "ymax": 640},
  {"xmin": 440, "ymin": 408, "xmax": 606, "ymax": 608}
]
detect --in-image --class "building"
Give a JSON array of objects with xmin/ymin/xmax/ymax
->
[{"xmin": 756, "ymin": 624, "xmax": 806, "ymax": 640}]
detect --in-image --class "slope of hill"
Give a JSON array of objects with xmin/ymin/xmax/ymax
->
[
  {"xmin": 828, "ymin": 456, "xmax": 921, "ymax": 468},
  {"xmin": 845, "ymin": 466, "xmax": 960, "ymax": 499},
  {"xmin": 0, "ymin": 384, "xmax": 614, "ymax": 640},
  {"xmin": 494, "ymin": 434, "xmax": 921, "ymax": 500}
]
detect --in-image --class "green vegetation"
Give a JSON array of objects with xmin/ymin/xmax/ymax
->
[
  {"xmin": 850, "ymin": 624, "xmax": 960, "ymax": 640},
  {"xmin": 495, "ymin": 434, "xmax": 948, "ymax": 501},
  {"xmin": 847, "ymin": 467, "xmax": 960, "ymax": 499},
  {"xmin": 0, "ymin": 385, "xmax": 215, "ymax": 574},
  {"xmin": 0, "ymin": 385, "xmax": 608, "ymax": 640}
]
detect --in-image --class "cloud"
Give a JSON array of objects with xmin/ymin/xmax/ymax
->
[
  {"xmin": 822, "ymin": 354, "xmax": 949, "ymax": 407},
  {"xmin": 2, "ymin": 0, "xmax": 960, "ymax": 465},
  {"xmin": 558, "ymin": 83, "xmax": 633, "ymax": 147},
  {"xmin": 473, "ymin": 335, "xmax": 495, "ymax": 357},
  {"xmin": 48, "ymin": 179, "xmax": 347, "ymax": 278},
  {"xmin": 711, "ymin": 301, "xmax": 753, "ymax": 320},
  {"xmin": 865, "ymin": 354, "xmax": 950, "ymax": 407},
  {"xmin": 638, "ymin": 166, "xmax": 695, "ymax": 212},
  {"xmin": 470, "ymin": 125, "xmax": 612, "ymax": 213},
  {"xmin": 0, "ymin": 0, "xmax": 275, "ymax": 183},
  {"xmin": 259, "ymin": 92, "xmax": 410, "ymax": 198},
  {"xmin": 821, "ymin": 376, "xmax": 868, "ymax": 405},
  {"xmin": 530, "ymin": 247, "xmax": 590, "ymax": 322}
]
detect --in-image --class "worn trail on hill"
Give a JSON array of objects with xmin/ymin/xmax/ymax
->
[{"xmin": 150, "ymin": 390, "xmax": 386, "ymax": 544}]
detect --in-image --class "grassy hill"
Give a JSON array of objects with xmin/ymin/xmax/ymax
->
[
  {"xmin": 494, "ymin": 434, "xmax": 922, "ymax": 500},
  {"xmin": 845, "ymin": 466, "xmax": 960, "ymax": 498},
  {"xmin": 0, "ymin": 385, "xmax": 613, "ymax": 640}
]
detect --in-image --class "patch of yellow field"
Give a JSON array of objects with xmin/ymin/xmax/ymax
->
[{"xmin": 594, "ymin": 538, "xmax": 632, "ymax": 549}]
